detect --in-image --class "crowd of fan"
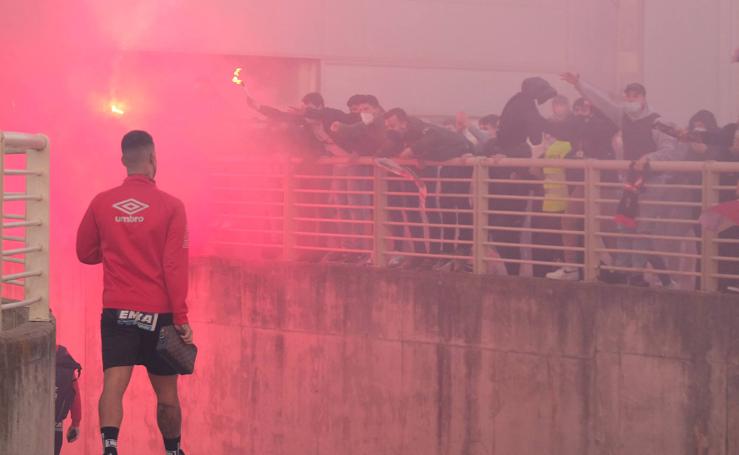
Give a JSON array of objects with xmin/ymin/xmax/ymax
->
[{"xmin": 241, "ymin": 73, "xmax": 739, "ymax": 294}]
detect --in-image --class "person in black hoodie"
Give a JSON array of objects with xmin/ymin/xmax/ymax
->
[{"xmin": 488, "ymin": 77, "xmax": 558, "ymax": 276}]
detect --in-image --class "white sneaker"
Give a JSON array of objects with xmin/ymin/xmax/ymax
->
[
  {"xmin": 662, "ymin": 280, "xmax": 680, "ymax": 290},
  {"xmin": 546, "ymin": 267, "xmax": 579, "ymax": 281},
  {"xmin": 387, "ymin": 256, "xmax": 405, "ymax": 268}
]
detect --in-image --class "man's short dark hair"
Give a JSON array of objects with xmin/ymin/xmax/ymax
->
[
  {"xmin": 624, "ymin": 82, "xmax": 647, "ymax": 97},
  {"xmin": 121, "ymin": 130, "xmax": 154, "ymax": 167},
  {"xmin": 302, "ymin": 92, "xmax": 325, "ymax": 108},
  {"xmin": 347, "ymin": 94, "xmax": 367, "ymax": 108},
  {"xmin": 121, "ymin": 130, "xmax": 153, "ymax": 153},
  {"xmin": 363, "ymin": 95, "xmax": 380, "ymax": 108},
  {"xmin": 479, "ymin": 114, "xmax": 500, "ymax": 128},
  {"xmin": 384, "ymin": 108, "xmax": 408, "ymax": 122}
]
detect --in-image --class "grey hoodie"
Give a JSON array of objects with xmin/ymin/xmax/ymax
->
[{"xmin": 576, "ymin": 80, "xmax": 685, "ymax": 162}]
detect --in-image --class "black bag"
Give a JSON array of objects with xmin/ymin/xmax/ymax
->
[
  {"xmin": 55, "ymin": 345, "xmax": 81, "ymax": 423},
  {"xmin": 156, "ymin": 325, "xmax": 197, "ymax": 375}
]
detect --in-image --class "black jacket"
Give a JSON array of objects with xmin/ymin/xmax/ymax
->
[
  {"xmin": 496, "ymin": 77, "xmax": 557, "ymax": 154},
  {"xmin": 403, "ymin": 118, "xmax": 471, "ymax": 161}
]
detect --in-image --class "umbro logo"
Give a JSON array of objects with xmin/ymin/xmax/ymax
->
[{"xmin": 113, "ymin": 198, "xmax": 149, "ymax": 215}]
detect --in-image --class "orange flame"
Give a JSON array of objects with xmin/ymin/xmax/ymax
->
[{"xmin": 232, "ymin": 67, "xmax": 244, "ymax": 86}]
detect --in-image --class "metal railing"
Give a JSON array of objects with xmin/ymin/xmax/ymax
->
[
  {"xmin": 209, "ymin": 155, "xmax": 739, "ymax": 293},
  {"xmin": 0, "ymin": 131, "xmax": 50, "ymax": 331}
]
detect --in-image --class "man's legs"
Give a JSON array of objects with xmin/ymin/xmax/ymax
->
[
  {"xmin": 99, "ymin": 366, "xmax": 133, "ymax": 454},
  {"xmin": 149, "ymin": 373, "xmax": 183, "ymax": 454},
  {"xmin": 54, "ymin": 421, "xmax": 63, "ymax": 455}
]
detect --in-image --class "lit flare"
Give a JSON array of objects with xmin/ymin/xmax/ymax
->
[
  {"xmin": 232, "ymin": 67, "xmax": 244, "ymax": 86},
  {"xmin": 110, "ymin": 103, "xmax": 125, "ymax": 116}
]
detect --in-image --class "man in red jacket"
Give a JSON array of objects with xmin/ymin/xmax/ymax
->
[{"xmin": 76, "ymin": 130, "xmax": 192, "ymax": 455}]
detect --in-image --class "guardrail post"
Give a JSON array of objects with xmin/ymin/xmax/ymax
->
[
  {"xmin": 701, "ymin": 162, "xmax": 718, "ymax": 292},
  {"xmin": 472, "ymin": 158, "xmax": 486, "ymax": 274},
  {"xmin": 282, "ymin": 160, "xmax": 297, "ymax": 261},
  {"xmin": 583, "ymin": 160, "xmax": 598, "ymax": 282},
  {"xmin": 24, "ymin": 135, "xmax": 50, "ymax": 322},
  {"xmin": 373, "ymin": 163, "xmax": 388, "ymax": 267},
  {"xmin": 0, "ymin": 133, "xmax": 4, "ymax": 330}
]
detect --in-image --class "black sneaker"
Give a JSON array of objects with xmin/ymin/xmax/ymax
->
[
  {"xmin": 598, "ymin": 269, "xmax": 628, "ymax": 284},
  {"xmin": 628, "ymin": 275, "xmax": 650, "ymax": 287}
]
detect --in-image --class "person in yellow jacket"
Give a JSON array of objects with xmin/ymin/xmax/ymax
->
[{"xmin": 531, "ymin": 96, "xmax": 572, "ymax": 277}]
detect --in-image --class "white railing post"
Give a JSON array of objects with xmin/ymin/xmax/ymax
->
[
  {"xmin": 24, "ymin": 135, "xmax": 50, "ymax": 322},
  {"xmin": 701, "ymin": 162, "xmax": 719, "ymax": 292},
  {"xmin": 472, "ymin": 158, "xmax": 486, "ymax": 274},
  {"xmin": 373, "ymin": 163, "xmax": 388, "ymax": 267},
  {"xmin": 583, "ymin": 160, "xmax": 598, "ymax": 282}
]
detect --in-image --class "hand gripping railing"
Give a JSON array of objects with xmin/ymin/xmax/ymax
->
[{"xmin": 0, "ymin": 131, "xmax": 50, "ymax": 331}]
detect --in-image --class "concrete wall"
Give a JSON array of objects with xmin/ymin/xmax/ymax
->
[
  {"xmin": 0, "ymin": 308, "xmax": 55, "ymax": 455},
  {"xmin": 75, "ymin": 258, "xmax": 739, "ymax": 455},
  {"xmin": 1, "ymin": 0, "xmax": 620, "ymax": 117},
  {"xmin": 644, "ymin": 0, "xmax": 739, "ymax": 125}
]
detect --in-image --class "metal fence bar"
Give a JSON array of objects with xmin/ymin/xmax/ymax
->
[
  {"xmin": 208, "ymin": 156, "xmax": 739, "ymax": 293},
  {"xmin": 282, "ymin": 161, "xmax": 296, "ymax": 261}
]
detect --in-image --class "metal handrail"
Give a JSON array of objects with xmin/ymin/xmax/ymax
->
[
  {"xmin": 211, "ymin": 154, "xmax": 739, "ymax": 294},
  {"xmin": 0, "ymin": 131, "xmax": 50, "ymax": 330}
]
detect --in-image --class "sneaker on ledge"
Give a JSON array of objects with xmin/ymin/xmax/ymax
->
[
  {"xmin": 662, "ymin": 280, "xmax": 680, "ymax": 290},
  {"xmin": 628, "ymin": 275, "xmax": 650, "ymax": 287},
  {"xmin": 433, "ymin": 259, "xmax": 454, "ymax": 272},
  {"xmin": 546, "ymin": 267, "xmax": 579, "ymax": 281},
  {"xmin": 387, "ymin": 255, "xmax": 405, "ymax": 268}
]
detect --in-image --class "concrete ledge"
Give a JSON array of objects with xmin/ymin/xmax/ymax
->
[
  {"xmin": 0, "ymin": 319, "xmax": 55, "ymax": 455},
  {"xmin": 178, "ymin": 258, "xmax": 739, "ymax": 454}
]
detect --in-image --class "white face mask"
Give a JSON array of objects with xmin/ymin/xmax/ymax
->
[
  {"xmin": 624, "ymin": 101, "xmax": 643, "ymax": 116},
  {"xmin": 360, "ymin": 112, "xmax": 374, "ymax": 125}
]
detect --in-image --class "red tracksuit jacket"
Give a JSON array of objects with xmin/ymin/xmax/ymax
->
[{"xmin": 76, "ymin": 175, "xmax": 189, "ymax": 324}]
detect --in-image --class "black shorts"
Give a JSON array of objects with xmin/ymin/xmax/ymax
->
[{"xmin": 101, "ymin": 309, "xmax": 178, "ymax": 376}]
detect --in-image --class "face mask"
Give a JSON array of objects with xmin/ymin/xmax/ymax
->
[
  {"xmin": 360, "ymin": 112, "xmax": 374, "ymax": 125},
  {"xmin": 624, "ymin": 101, "xmax": 643, "ymax": 116}
]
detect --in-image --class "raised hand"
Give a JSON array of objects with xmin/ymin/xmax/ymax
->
[{"xmin": 560, "ymin": 72, "xmax": 580, "ymax": 86}]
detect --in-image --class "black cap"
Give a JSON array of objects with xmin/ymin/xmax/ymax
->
[{"xmin": 624, "ymin": 82, "xmax": 647, "ymax": 96}]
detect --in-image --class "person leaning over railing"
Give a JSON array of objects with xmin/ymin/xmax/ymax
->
[
  {"xmin": 385, "ymin": 108, "xmax": 473, "ymax": 270},
  {"xmin": 562, "ymin": 73, "xmax": 685, "ymax": 288},
  {"xmin": 330, "ymin": 95, "xmax": 391, "ymax": 265},
  {"xmin": 488, "ymin": 77, "xmax": 559, "ymax": 276},
  {"xmin": 529, "ymin": 95, "xmax": 574, "ymax": 278},
  {"xmin": 242, "ymin": 90, "xmax": 355, "ymax": 262},
  {"xmin": 689, "ymin": 121, "xmax": 739, "ymax": 293}
]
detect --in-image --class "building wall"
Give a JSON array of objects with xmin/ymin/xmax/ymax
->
[
  {"xmin": 63, "ymin": 0, "xmax": 620, "ymax": 116},
  {"xmin": 644, "ymin": 0, "xmax": 739, "ymax": 125}
]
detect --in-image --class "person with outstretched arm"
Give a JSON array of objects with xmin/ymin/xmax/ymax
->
[
  {"xmin": 76, "ymin": 131, "xmax": 192, "ymax": 455},
  {"xmin": 560, "ymin": 73, "xmax": 686, "ymax": 287}
]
